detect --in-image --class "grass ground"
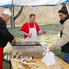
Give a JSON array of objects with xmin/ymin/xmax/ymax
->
[{"xmin": 3, "ymin": 23, "xmax": 64, "ymax": 69}]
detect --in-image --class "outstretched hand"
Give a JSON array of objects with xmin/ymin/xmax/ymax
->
[
  {"xmin": 49, "ymin": 45, "xmax": 55, "ymax": 51},
  {"xmin": 12, "ymin": 37, "xmax": 17, "ymax": 44},
  {"xmin": 40, "ymin": 30, "xmax": 46, "ymax": 34}
]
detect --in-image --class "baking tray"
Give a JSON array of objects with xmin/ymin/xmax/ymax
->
[{"xmin": 11, "ymin": 41, "xmax": 41, "ymax": 46}]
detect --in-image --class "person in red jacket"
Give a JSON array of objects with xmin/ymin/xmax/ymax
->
[{"xmin": 20, "ymin": 14, "xmax": 46, "ymax": 42}]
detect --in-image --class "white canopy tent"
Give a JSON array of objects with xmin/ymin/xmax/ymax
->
[
  {"xmin": 0, "ymin": 0, "xmax": 69, "ymax": 29},
  {"xmin": 0, "ymin": 0, "xmax": 68, "ymax": 6}
]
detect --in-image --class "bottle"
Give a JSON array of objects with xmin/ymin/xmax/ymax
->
[{"xmin": 58, "ymin": 62, "xmax": 63, "ymax": 69}]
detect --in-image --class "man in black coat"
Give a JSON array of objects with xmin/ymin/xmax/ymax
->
[{"xmin": 0, "ymin": 9, "xmax": 16, "ymax": 69}]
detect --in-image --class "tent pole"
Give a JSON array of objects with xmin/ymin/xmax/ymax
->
[
  {"xmin": 9, "ymin": 6, "xmax": 15, "ymax": 37},
  {"xmin": 10, "ymin": 6, "xmax": 15, "ymax": 29}
]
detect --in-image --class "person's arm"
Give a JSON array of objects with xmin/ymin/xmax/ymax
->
[
  {"xmin": 36, "ymin": 23, "xmax": 46, "ymax": 34},
  {"xmin": 20, "ymin": 23, "xmax": 26, "ymax": 37},
  {"xmin": 20, "ymin": 23, "xmax": 32, "ymax": 38},
  {"xmin": 20, "ymin": 31, "xmax": 32, "ymax": 38},
  {"xmin": 53, "ymin": 21, "xmax": 69, "ymax": 47},
  {"xmin": 49, "ymin": 20, "xmax": 69, "ymax": 51},
  {"xmin": 39, "ymin": 30, "xmax": 46, "ymax": 34},
  {"xmin": 0, "ymin": 22, "xmax": 16, "ymax": 43},
  {"xmin": 20, "ymin": 31, "xmax": 26, "ymax": 37}
]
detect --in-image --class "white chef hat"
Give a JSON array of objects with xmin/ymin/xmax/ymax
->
[{"xmin": 2, "ymin": 9, "xmax": 12, "ymax": 17}]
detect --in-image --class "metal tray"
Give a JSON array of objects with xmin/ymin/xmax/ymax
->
[{"xmin": 11, "ymin": 41, "xmax": 41, "ymax": 46}]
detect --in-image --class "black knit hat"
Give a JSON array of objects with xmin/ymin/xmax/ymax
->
[{"xmin": 58, "ymin": 5, "xmax": 68, "ymax": 15}]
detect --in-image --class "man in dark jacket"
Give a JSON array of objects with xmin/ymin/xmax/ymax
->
[
  {"xmin": 0, "ymin": 9, "xmax": 16, "ymax": 69},
  {"xmin": 49, "ymin": 5, "xmax": 69, "ymax": 64}
]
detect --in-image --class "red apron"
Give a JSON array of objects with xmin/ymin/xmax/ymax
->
[{"xmin": 0, "ymin": 47, "xmax": 4, "ymax": 69}]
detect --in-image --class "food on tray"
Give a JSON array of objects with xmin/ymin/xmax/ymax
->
[
  {"xmin": 22, "ymin": 63, "xmax": 39, "ymax": 69},
  {"xmin": 26, "ymin": 59, "xmax": 37, "ymax": 63},
  {"xmin": 12, "ymin": 41, "xmax": 41, "ymax": 46},
  {"xmin": 16, "ymin": 55, "xmax": 39, "ymax": 69},
  {"xmin": 29, "ymin": 56, "xmax": 34, "ymax": 60},
  {"xmin": 14, "ymin": 56, "xmax": 37, "ymax": 63},
  {"xmin": 14, "ymin": 58, "xmax": 26, "ymax": 63}
]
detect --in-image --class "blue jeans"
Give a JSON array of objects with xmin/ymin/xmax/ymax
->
[{"xmin": 64, "ymin": 53, "xmax": 69, "ymax": 64}]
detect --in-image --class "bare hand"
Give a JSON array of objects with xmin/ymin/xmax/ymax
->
[
  {"xmin": 13, "ymin": 38, "xmax": 17, "ymax": 44},
  {"xmin": 42, "ymin": 30, "xmax": 46, "ymax": 34},
  {"xmin": 28, "ymin": 33, "xmax": 32, "ymax": 38},
  {"xmin": 40, "ymin": 30, "xmax": 46, "ymax": 34},
  {"xmin": 49, "ymin": 45, "xmax": 55, "ymax": 51}
]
